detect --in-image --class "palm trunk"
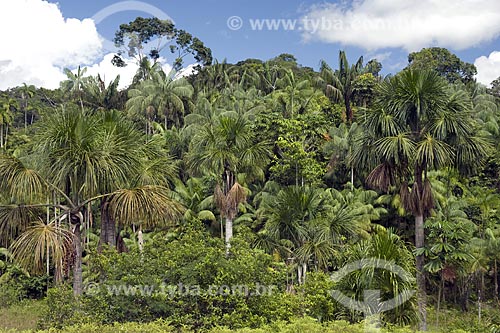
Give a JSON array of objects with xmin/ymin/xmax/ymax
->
[
  {"xmin": 345, "ymin": 97, "xmax": 353, "ymax": 123},
  {"xmin": 0, "ymin": 123, "xmax": 3, "ymax": 148},
  {"xmin": 220, "ymin": 217, "xmax": 224, "ymax": 240},
  {"xmin": 350, "ymin": 166, "xmax": 354, "ymax": 190},
  {"xmin": 99, "ymin": 200, "xmax": 116, "ymax": 248},
  {"xmin": 416, "ymin": 213, "xmax": 427, "ymax": 331},
  {"xmin": 495, "ymin": 259, "xmax": 498, "ymax": 302},
  {"xmin": 138, "ymin": 225, "xmax": 144, "ymax": 252},
  {"xmin": 225, "ymin": 218, "xmax": 233, "ymax": 252},
  {"xmin": 73, "ymin": 223, "xmax": 83, "ymax": 296}
]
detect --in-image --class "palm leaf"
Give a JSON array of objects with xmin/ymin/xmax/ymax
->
[
  {"xmin": 10, "ymin": 220, "xmax": 73, "ymax": 274},
  {"xmin": 108, "ymin": 186, "xmax": 184, "ymax": 228}
]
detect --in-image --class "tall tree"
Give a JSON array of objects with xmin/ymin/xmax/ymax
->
[
  {"xmin": 126, "ymin": 69, "xmax": 193, "ymax": 134},
  {"xmin": 0, "ymin": 94, "xmax": 16, "ymax": 148},
  {"xmin": 18, "ymin": 83, "xmax": 35, "ymax": 130},
  {"xmin": 318, "ymin": 50, "xmax": 364, "ymax": 123},
  {"xmin": 61, "ymin": 66, "xmax": 88, "ymax": 110},
  {"xmin": 407, "ymin": 47, "xmax": 477, "ymax": 84},
  {"xmin": 489, "ymin": 76, "xmax": 500, "ymax": 101},
  {"xmin": 187, "ymin": 114, "xmax": 271, "ymax": 249},
  {"xmin": 83, "ymin": 74, "xmax": 125, "ymax": 111},
  {"xmin": 351, "ymin": 69, "xmax": 490, "ymax": 330},
  {"xmin": 112, "ymin": 17, "xmax": 212, "ymax": 71},
  {"xmin": 0, "ymin": 108, "xmax": 183, "ymax": 295},
  {"xmin": 273, "ymin": 69, "xmax": 315, "ymax": 118}
]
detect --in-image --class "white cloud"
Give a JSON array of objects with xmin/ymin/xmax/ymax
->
[
  {"xmin": 85, "ymin": 54, "xmax": 140, "ymax": 90},
  {"xmin": 84, "ymin": 54, "xmax": 181, "ymax": 90},
  {"xmin": 475, "ymin": 51, "xmax": 500, "ymax": 86},
  {"xmin": 302, "ymin": 0, "xmax": 500, "ymax": 51},
  {"xmin": 0, "ymin": 0, "xmax": 102, "ymax": 89},
  {"xmin": 366, "ymin": 52, "xmax": 392, "ymax": 62},
  {"xmin": 176, "ymin": 63, "xmax": 199, "ymax": 78}
]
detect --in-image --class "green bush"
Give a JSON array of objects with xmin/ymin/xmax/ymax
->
[
  {"xmin": 39, "ymin": 229, "xmax": 301, "ymax": 330},
  {"xmin": 0, "ymin": 265, "xmax": 48, "ymax": 307}
]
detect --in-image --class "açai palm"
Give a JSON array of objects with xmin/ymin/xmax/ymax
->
[{"xmin": 351, "ymin": 69, "xmax": 490, "ymax": 330}]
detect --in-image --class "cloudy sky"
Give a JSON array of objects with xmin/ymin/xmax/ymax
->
[{"xmin": 1, "ymin": 0, "xmax": 499, "ymax": 90}]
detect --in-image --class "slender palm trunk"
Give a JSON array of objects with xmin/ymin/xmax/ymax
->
[
  {"xmin": 0, "ymin": 124, "xmax": 3, "ymax": 148},
  {"xmin": 225, "ymin": 218, "xmax": 233, "ymax": 252},
  {"xmin": 350, "ymin": 166, "xmax": 354, "ymax": 190},
  {"xmin": 220, "ymin": 217, "xmax": 224, "ymax": 240},
  {"xmin": 138, "ymin": 225, "xmax": 144, "ymax": 252},
  {"xmin": 495, "ymin": 259, "xmax": 498, "ymax": 302},
  {"xmin": 46, "ymin": 243, "xmax": 50, "ymax": 276},
  {"xmin": 416, "ymin": 213, "xmax": 427, "ymax": 331},
  {"xmin": 73, "ymin": 222, "xmax": 83, "ymax": 295}
]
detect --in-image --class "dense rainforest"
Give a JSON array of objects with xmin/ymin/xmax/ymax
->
[{"xmin": 2, "ymin": 17, "xmax": 500, "ymax": 333}]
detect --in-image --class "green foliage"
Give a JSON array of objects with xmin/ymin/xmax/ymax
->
[
  {"xmin": 301, "ymin": 272, "xmax": 338, "ymax": 321},
  {"xmin": 269, "ymin": 115, "xmax": 328, "ymax": 186},
  {"xmin": 0, "ymin": 259, "xmax": 47, "ymax": 307},
  {"xmin": 113, "ymin": 17, "xmax": 212, "ymax": 70},
  {"xmin": 38, "ymin": 229, "xmax": 299, "ymax": 330},
  {"xmin": 3, "ymin": 44, "xmax": 500, "ymax": 333},
  {"xmin": 407, "ymin": 47, "xmax": 477, "ymax": 84}
]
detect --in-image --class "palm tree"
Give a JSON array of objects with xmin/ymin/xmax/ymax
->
[
  {"xmin": 423, "ymin": 194, "xmax": 474, "ymax": 324},
  {"xmin": 61, "ymin": 66, "xmax": 88, "ymax": 111},
  {"xmin": 351, "ymin": 69, "xmax": 490, "ymax": 330},
  {"xmin": 126, "ymin": 84, "xmax": 156, "ymax": 138},
  {"xmin": 187, "ymin": 114, "xmax": 271, "ymax": 249},
  {"xmin": 83, "ymin": 74, "xmax": 125, "ymax": 111},
  {"xmin": 0, "ymin": 94, "xmax": 16, "ymax": 148},
  {"xmin": 171, "ymin": 178, "xmax": 215, "ymax": 223},
  {"xmin": 318, "ymin": 50, "xmax": 364, "ymax": 123},
  {"xmin": 258, "ymin": 62, "xmax": 283, "ymax": 94},
  {"xmin": 323, "ymin": 122, "xmax": 362, "ymax": 189},
  {"xmin": 147, "ymin": 70, "xmax": 194, "ymax": 128},
  {"xmin": 0, "ymin": 107, "xmax": 184, "ymax": 295},
  {"xmin": 259, "ymin": 186, "xmax": 383, "ymax": 285},
  {"xmin": 18, "ymin": 83, "xmax": 36, "ymax": 130},
  {"xmin": 262, "ymin": 185, "xmax": 328, "ymax": 284},
  {"xmin": 337, "ymin": 230, "xmax": 417, "ymax": 326},
  {"xmin": 193, "ymin": 59, "xmax": 232, "ymax": 95},
  {"xmin": 127, "ymin": 69, "xmax": 193, "ymax": 135},
  {"xmin": 272, "ymin": 69, "xmax": 315, "ymax": 118}
]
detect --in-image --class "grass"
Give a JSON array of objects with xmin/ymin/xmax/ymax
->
[
  {"xmin": 0, "ymin": 300, "xmax": 45, "ymax": 332},
  {"xmin": 0, "ymin": 301, "xmax": 497, "ymax": 333}
]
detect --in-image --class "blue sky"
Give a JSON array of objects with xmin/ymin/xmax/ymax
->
[{"xmin": 1, "ymin": 0, "xmax": 500, "ymax": 89}]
